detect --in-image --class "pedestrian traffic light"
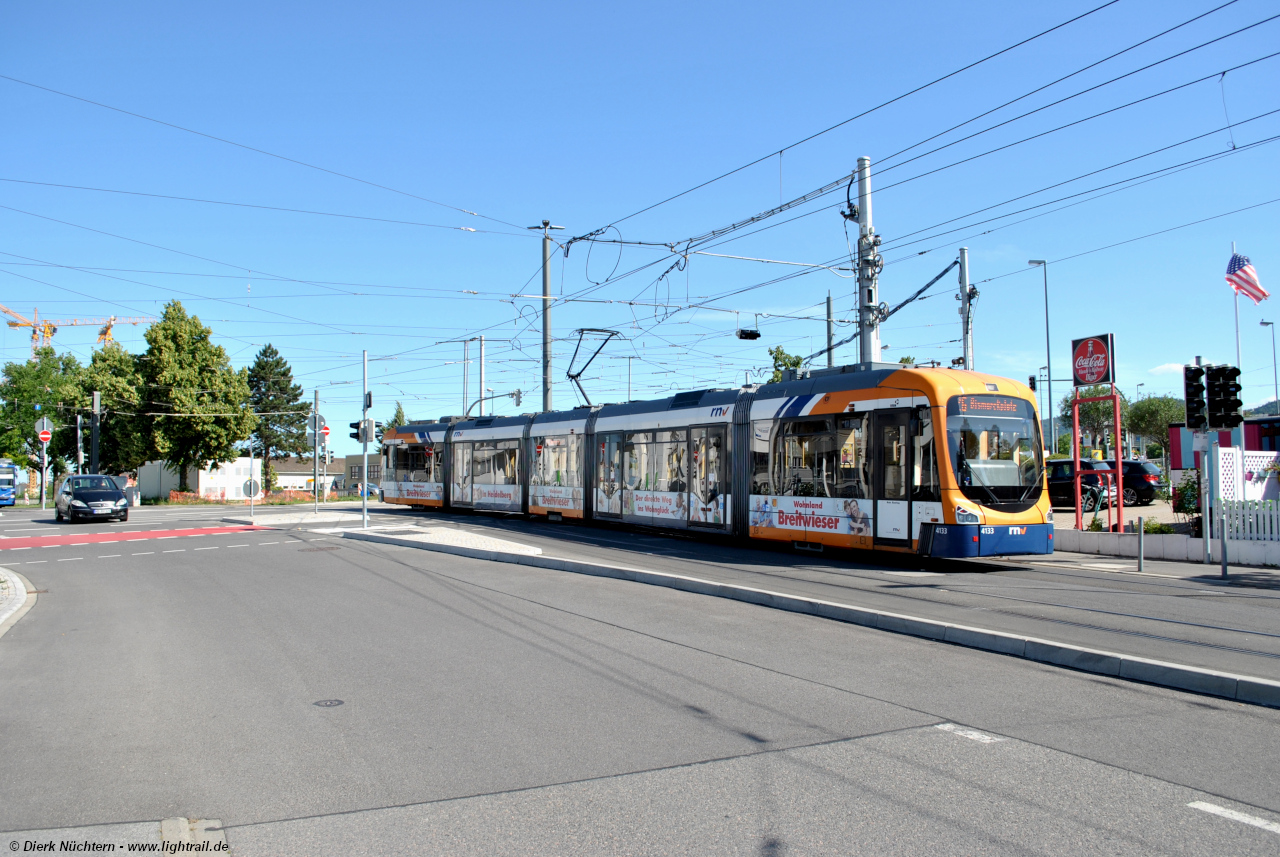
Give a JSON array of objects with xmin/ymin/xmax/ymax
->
[
  {"xmin": 1184, "ymin": 365, "xmax": 1207, "ymax": 430},
  {"xmin": 364, "ymin": 392, "xmax": 372, "ymax": 410},
  {"xmin": 349, "ymin": 421, "xmax": 363, "ymax": 442},
  {"xmin": 372, "ymin": 420, "xmax": 384, "ymax": 441},
  {"xmin": 1206, "ymin": 364, "xmax": 1243, "ymax": 429}
]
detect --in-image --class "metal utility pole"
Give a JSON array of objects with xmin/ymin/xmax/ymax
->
[
  {"xmin": 528, "ymin": 220, "xmax": 565, "ymax": 412},
  {"xmin": 958, "ymin": 247, "xmax": 974, "ymax": 370},
  {"xmin": 855, "ymin": 158, "xmax": 882, "ymax": 364},
  {"xmin": 1262, "ymin": 320, "xmax": 1278, "ymax": 409},
  {"xmin": 462, "ymin": 339, "xmax": 469, "ymax": 418},
  {"xmin": 826, "ymin": 292, "xmax": 834, "ymax": 368},
  {"xmin": 75, "ymin": 415, "xmax": 84, "ymax": 474},
  {"xmin": 313, "ymin": 390, "xmax": 319, "ymax": 514},
  {"xmin": 479, "ymin": 335, "xmax": 485, "ymax": 417},
  {"xmin": 1030, "ymin": 261, "xmax": 1054, "ymax": 452},
  {"xmin": 362, "ymin": 349, "xmax": 369, "ymax": 529},
  {"xmin": 90, "ymin": 392, "xmax": 100, "ymax": 474}
]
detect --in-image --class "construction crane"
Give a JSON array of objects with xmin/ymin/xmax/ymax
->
[{"xmin": 0, "ymin": 305, "xmax": 154, "ymax": 356}]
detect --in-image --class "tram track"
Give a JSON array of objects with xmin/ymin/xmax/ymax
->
[{"xmin": 381, "ymin": 510, "xmax": 1280, "ymax": 662}]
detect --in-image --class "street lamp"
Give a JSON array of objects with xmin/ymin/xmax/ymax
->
[
  {"xmin": 1029, "ymin": 261, "xmax": 1053, "ymax": 452},
  {"xmin": 1262, "ymin": 320, "xmax": 1278, "ymax": 412},
  {"xmin": 1136, "ymin": 383, "xmax": 1144, "ymax": 399}
]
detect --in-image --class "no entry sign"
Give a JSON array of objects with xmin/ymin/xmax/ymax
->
[
  {"xmin": 321, "ymin": 425, "xmax": 330, "ymax": 438},
  {"xmin": 38, "ymin": 429, "xmax": 51, "ymax": 444}
]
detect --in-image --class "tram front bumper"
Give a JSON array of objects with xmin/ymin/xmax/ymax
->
[{"xmin": 924, "ymin": 523, "xmax": 1053, "ymax": 558}]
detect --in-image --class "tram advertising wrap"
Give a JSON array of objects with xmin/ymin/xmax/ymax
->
[{"xmin": 380, "ymin": 365, "xmax": 1053, "ymax": 559}]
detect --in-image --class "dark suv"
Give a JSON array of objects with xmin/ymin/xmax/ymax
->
[
  {"xmin": 1118, "ymin": 459, "xmax": 1167, "ymax": 506},
  {"xmin": 1047, "ymin": 459, "xmax": 1119, "ymax": 510}
]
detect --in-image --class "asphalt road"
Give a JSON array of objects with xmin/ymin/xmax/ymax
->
[{"xmin": 1, "ymin": 502, "xmax": 1279, "ymax": 855}]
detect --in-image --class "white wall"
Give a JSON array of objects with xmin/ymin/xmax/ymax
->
[{"xmin": 137, "ymin": 458, "xmax": 262, "ymax": 500}]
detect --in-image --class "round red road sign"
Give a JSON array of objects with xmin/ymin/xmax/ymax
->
[
  {"xmin": 1072, "ymin": 337, "xmax": 1111, "ymax": 385},
  {"xmin": 38, "ymin": 429, "xmax": 51, "ymax": 443},
  {"xmin": 321, "ymin": 425, "xmax": 330, "ymax": 437}
]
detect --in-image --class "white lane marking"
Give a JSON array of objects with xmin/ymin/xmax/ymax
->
[
  {"xmin": 883, "ymin": 571, "xmax": 941, "ymax": 577},
  {"xmin": 132, "ymin": 552, "xmax": 154, "ymax": 556},
  {"xmin": 70, "ymin": 542, "xmax": 89, "ymax": 546},
  {"xmin": 9, "ymin": 547, "xmax": 30, "ymax": 551},
  {"xmin": 258, "ymin": 542, "xmax": 278, "ymax": 545},
  {"xmin": 935, "ymin": 723, "xmax": 1006, "ymax": 744},
  {"xmin": 194, "ymin": 547, "xmax": 218, "ymax": 551},
  {"xmin": 26, "ymin": 560, "xmax": 46, "ymax": 564},
  {"xmin": 99, "ymin": 555, "xmax": 121, "ymax": 558},
  {"xmin": 58, "ymin": 557, "xmax": 82, "ymax": 562},
  {"xmin": 227, "ymin": 544, "xmax": 248, "ymax": 548},
  {"xmin": 1188, "ymin": 801, "xmax": 1280, "ymax": 835},
  {"xmin": 162, "ymin": 549, "xmax": 185, "ymax": 553}
]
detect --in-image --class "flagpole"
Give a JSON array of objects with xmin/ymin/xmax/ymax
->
[{"xmin": 1233, "ymin": 241, "xmax": 1242, "ymax": 368}]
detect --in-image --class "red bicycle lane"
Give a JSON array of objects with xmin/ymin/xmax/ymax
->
[{"xmin": 0, "ymin": 525, "xmax": 274, "ymax": 551}]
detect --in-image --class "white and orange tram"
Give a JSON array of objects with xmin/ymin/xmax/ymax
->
[{"xmin": 379, "ymin": 363, "xmax": 1053, "ymax": 558}]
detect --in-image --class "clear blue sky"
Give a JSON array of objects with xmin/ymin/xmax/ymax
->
[{"xmin": 2, "ymin": 0, "xmax": 1277, "ymax": 456}]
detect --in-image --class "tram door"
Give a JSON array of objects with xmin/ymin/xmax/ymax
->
[
  {"xmin": 689, "ymin": 425, "xmax": 727, "ymax": 528},
  {"xmin": 872, "ymin": 410, "xmax": 912, "ymax": 544}
]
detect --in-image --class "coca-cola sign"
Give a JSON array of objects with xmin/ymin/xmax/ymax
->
[{"xmin": 1071, "ymin": 334, "xmax": 1115, "ymax": 387}]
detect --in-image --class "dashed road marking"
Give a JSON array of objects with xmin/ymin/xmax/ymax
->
[
  {"xmin": 162, "ymin": 549, "xmax": 185, "ymax": 553},
  {"xmin": 194, "ymin": 547, "xmax": 218, "ymax": 551},
  {"xmin": 227, "ymin": 544, "xmax": 248, "ymax": 548},
  {"xmin": 258, "ymin": 542, "xmax": 278, "ymax": 546},
  {"xmin": 132, "ymin": 552, "xmax": 154, "ymax": 556},
  {"xmin": 935, "ymin": 723, "xmax": 1006, "ymax": 744},
  {"xmin": 99, "ymin": 555, "xmax": 120, "ymax": 558},
  {"xmin": 1188, "ymin": 801, "xmax": 1280, "ymax": 834},
  {"xmin": 57, "ymin": 557, "xmax": 82, "ymax": 562},
  {"xmin": 26, "ymin": 560, "xmax": 45, "ymax": 564}
]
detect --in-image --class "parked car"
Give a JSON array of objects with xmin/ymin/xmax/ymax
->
[
  {"xmin": 54, "ymin": 474, "xmax": 130, "ymax": 523},
  {"xmin": 1047, "ymin": 459, "xmax": 1119, "ymax": 511},
  {"xmin": 1118, "ymin": 459, "xmax": 1168, "ymax": 506}
]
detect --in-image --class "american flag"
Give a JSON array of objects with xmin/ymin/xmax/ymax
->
[{"xmin": 1227, "ymin": 252, "xmax": 1267, "ymax": 304}]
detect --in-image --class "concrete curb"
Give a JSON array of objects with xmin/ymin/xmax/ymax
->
[
  {"xmin": 0, "ymin": 567, "xmax": 36, "ymax": 641},
  {"xmin": 344, "ymin": 530, "xmax": 1280, "ymax": 709}
]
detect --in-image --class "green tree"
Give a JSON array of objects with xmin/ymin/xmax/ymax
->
[
  {"xmin": 768, "ymin": 346, "xmax": 803, "ymax": 383},
  {"xmin": 86, "ymin": 343, "xmax": 148, "ymax": 474},
  {"xmin": 140, "ymin": 301, "xmax": 257, "ymax": 492},
  {"xmin": 0, "ymin": 347, "xmax": 85, "ymax": 479},
  {"xmin": 388, "ymin": 401, "xmax": 406, "ymax": 429},
  {"xmin": 1128, "ymin": 395, "xmax": 1184, "ymax": 468},
  {"xmin": 1058, "ymin": 385, "xmax": 1130, "ymax": 457},
  {"xmin": 898, "ymin": 356, "xmax": 915, "ymax": 365},
  {"xmin": 246, "ymin": 343, "xmax": 308, "ymax": 491}
]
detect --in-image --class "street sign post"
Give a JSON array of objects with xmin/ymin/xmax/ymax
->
[{"xmin": 35, "ymin": 417, "xmax": 52, "ymax": 510}]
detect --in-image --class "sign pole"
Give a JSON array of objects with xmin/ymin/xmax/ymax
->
[
  {"xmin": 313, "ymin": 390, "xmax": 320, "ymax": 514},
  {"xmin": 362, "ymin": 349, "xmax": 369, "ymax": 530},
  {"xmin": 249, "ymin": 442, "xmax": 255, "ymax": 523},
  {"xmin": 40, "ymin": 440, "xmax": 46, "ymax": 511}
]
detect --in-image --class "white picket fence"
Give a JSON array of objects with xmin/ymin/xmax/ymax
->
[{"xmin": 1222, "ymin": 498, "xmax": 1280, "ymax": 541}]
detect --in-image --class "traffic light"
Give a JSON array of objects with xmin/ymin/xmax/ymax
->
[
  {"xmin": 1184, "ymin": 365, "xmax": 1207, "ymax": 430},
  {"xmin": 372, "ymin": 420, "xmax": 384, "ymax": 441},
  {"xmin": 1027, "ymin": 375, "xmax": 1037, "ymax": 392},
  {"xmin": 349, "ymin": 421, "xmax": 363, "ymax": 442},
  {"xmin": 512, "ymin": 390, "xmax": 522, "ymax": 407},
  {"xmin": 364, "ymin": 392, "xmax": 373, "ymax": 410},
  {"xmin": 1206, "ymin": 364, "xmax": 1243, "ymax": 429}
]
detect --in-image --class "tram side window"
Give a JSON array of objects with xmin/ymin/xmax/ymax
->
[
  {"xmin": 651, "ymin": 429, "xmax": 687, "ymax": 493},
  {"xmin": 394, "ymin": 444, "xmax": 434, "ymax": 482},
  {"xmin": 750, "ymin": 421, "xmax": 773, "ymax": 495},
  {"xmin": 774, "ymin": 419, "xmax": 839, "ymax": 497},
  {"xmin": 912, "ymin": 410, "xmax": 941, "ymax": 502},
  {"xmin": 836, "ymin": 416, "xmax": 870, "ymax": 499},
  {"xmin": 598, "ymin": 434, "xmax": 622, "ymax": 500},
  {"xmin": 474, "ymin": 439, "xmax": 518, "ymax": 485},
  {"xmin": 532, "ymin": 435, "xmax": 583, "ymax": 487},
  {"xmin": 623, "ymin": 432, "xmax": 651, "ymax": 491}
]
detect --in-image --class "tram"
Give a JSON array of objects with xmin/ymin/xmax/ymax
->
[{"xmin": 379, "ymin": 363, "xmax": 1053, "ymax": 558}]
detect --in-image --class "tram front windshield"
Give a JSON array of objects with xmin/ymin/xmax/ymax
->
[{"xmin": 946, "ymin": 395, "xmax": 1043, "ymax": 507}]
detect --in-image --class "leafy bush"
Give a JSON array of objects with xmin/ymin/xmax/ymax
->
[
  {"xmin": 1172, "ymin": 470, "xmax": 1200, "ymax": 515},
  {"xmin": 1142, "ymin": 519, "xmax": 1175, "ymax": 534},
  {"xmin": 1087, "ymin": 517, "xmax": 1104, "ymax": 532}
]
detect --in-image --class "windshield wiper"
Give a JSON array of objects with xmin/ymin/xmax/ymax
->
[
  {"xmin": 959, "ymin": 456, "xmax": 1004, "ymax": 506},
  {"xmin": 1015, "ymin": 462, "xmax": 1046, "ymax": 505}
]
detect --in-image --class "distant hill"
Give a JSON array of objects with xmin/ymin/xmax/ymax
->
[{"xmin": 1245, "ymin": 400, "xmax": 1280, "ymax": 417}]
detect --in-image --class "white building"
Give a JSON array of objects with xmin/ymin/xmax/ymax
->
[{"xmin": 137, "ymin": 457, "xmax": 263, "ymax": 501}]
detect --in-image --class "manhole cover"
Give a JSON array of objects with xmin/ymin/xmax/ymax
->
[
  {"xmin": 313, "ymin": 699, "xmax": 344, "ymax": 707},
  {"xmin": 301, "ymin": 546, "xmax": 340, "ymax": 552}
]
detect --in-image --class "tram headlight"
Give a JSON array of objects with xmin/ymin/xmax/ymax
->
[
  {"xmin": 1046, "ymin": 509, "xmax": 1054, "ymax": 523},
  {"xmin": 955, "ymin": 505, "xmax": 980, "ymax": 525}
]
